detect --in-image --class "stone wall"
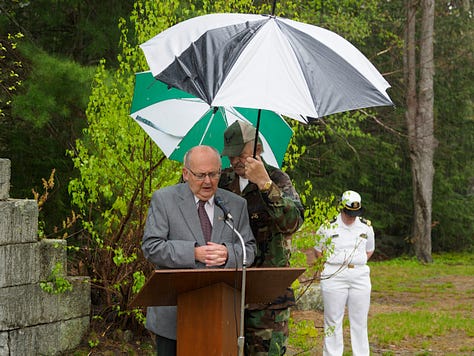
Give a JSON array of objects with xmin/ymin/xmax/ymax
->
[{"xmin": 0, "ymin": 159, "xmax": 90, "ymax": 355}]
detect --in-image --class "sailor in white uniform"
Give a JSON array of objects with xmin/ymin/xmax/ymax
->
[{"xmin": 315, "ymin": 190, "xmax": 375, "ymax": 356}]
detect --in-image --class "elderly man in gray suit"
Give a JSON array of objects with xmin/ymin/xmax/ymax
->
[{"xmin": 142, "ymin": 145, "xmax": 257, "ymax": 355}]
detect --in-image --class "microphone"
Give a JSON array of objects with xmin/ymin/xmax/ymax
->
[{"xmin": 214, "ymin": 196, "xmax": 233, "ymax": 221}]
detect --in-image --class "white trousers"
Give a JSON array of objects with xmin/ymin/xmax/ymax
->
[{"xmin": 320, "ymin": 265, "xmax": 371, "ymax": 356}]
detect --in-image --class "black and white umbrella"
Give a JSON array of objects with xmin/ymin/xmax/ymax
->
[{"xmin": 140, "ymin": 13, "xmax": 393, "ymax": 123}]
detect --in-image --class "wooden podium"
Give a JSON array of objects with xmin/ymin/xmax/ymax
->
[{"xmin": 130, "ymin": 267, "xmax": 305, "ymax": 356}]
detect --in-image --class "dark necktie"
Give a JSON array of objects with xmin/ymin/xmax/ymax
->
[{"xmin": 198, "ymin": 200, "xmax": 212, "ymax": 242}]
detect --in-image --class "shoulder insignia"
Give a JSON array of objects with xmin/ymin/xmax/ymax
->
[{"xmin": 360, "ymin": 217, "xmax": 371, "ymax": 226}]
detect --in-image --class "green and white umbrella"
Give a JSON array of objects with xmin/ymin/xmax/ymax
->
[{"xmin": 130, "ymin": 71, "xmax": 293, "ymax": 168}]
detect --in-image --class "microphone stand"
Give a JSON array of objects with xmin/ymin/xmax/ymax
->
[{"xmin": 222, "ymin": 218, "xmax": 247, "ymax": 356}]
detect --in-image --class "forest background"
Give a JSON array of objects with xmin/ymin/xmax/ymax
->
[{"xmin": 0, "ymin": 0, "xmax": 473, "ymax": 344}]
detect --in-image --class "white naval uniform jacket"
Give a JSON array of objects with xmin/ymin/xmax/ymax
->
[{"xmin": 315, "ymin": 214, "xmax": 375, "ymax": 272}]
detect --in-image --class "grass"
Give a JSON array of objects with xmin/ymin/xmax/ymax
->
[
  {"xmin": 289, "ymin": 252, "xmax": 474, "ymax": 355},
  {"xmin": 371, "ymin": 310, "xmax": 472, "ymax": 343},
  {"xmin": 368, "ymin": 253, "xmax": 474, "ymax": 355}
]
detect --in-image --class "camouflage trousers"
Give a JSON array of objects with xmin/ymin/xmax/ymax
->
[{"xmin": 244, "ymin": 307, "xmax": 291, "ymax": 356}]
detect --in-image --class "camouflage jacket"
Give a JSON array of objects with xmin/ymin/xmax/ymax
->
[{"xmin": 219, "ymin": 162, "xmax": 304, "ymax": 269}]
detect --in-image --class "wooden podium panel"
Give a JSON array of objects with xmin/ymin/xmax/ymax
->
[
  {"xmin": 177, "ymin": 283, "xmax": 240, "ymax": 356},
  {"xmin": 129, "ymin": 267, "xmax": 306, "ymax": 308}
]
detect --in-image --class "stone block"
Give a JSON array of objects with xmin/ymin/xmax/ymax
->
[
  {"xmin": 39, "ymin": 239, "xmax": 67, "ymax": 280},
  {"xmin": 0, "ymin": 236, "xmax": 73, "ymax": 301},
  {"xmin": 0, "ymin": 242, "xmax": 40, "ymax": 288},
  {"xmin": 12, "ymin": 199, "xmax": 38, "ymax": 243},
  {"xmin": 0, "ymin": 277, "xmax": 90, "ymax": 330},
  {"xmin": 0, "ymin": 159, "xmax": 10, "ymax": 200},
  {"xmin": 296, "ymin": 283, "xmax": 323, "ymax": 311},
  {"xmin": 0, "ymin": 202, "xmax": 12, "ymax": 246},
  {"xmin": 0, "ymin": 199, "xmax": 38, "ymax": 246},
  {"xmin": 8, "ymin": 316, "xmax": 89, "ymax": 355},
  {"xmin": 0, "ymin": 332, "xmax": 8, "ymax": 356}
]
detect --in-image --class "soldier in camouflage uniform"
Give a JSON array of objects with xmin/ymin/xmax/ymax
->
[{"xmin": 219, "ymin": 121, "xmax": 304, "ymax": 355}]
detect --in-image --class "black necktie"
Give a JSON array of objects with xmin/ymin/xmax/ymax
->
[{"xmin": 198, "ymin": 200, "xmax": 212, "ymax": 242}]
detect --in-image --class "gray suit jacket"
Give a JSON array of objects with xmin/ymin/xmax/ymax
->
[{"xmin": 142, "ymin": 183, "xmax": 256, "ymax": 339}]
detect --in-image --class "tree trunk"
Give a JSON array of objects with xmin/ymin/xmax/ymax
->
[{"xmin": 404, "ymin": 0, "xmax": 436, "ymax": 263}]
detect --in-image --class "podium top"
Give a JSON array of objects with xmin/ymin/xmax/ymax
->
[{"xmin": 130, "ymin": 267, "xmax": 305, "ymax": 308}]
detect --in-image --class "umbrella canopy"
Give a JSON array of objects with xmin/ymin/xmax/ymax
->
[
  {"xmin": 140, "ymin": 13, "xmax": 394, "ymax": 122},
  {"xmin": 130, "ymin": 71, "xmax": 293, "ymax": 168}
]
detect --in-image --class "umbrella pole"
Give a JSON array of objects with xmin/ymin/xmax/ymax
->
[
  {"xmin": 252, "ymin": 109, "xmax": 262, "ymax": 159},
  {"xmin": 271, "ymin": 0, "xmax": 277, "ymax": 15}
]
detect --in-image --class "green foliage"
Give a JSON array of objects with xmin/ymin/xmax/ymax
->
[
  {"xmin": 40, "ymin": 262, "xmax": 73, "ymax": 294},
  {"xmin": 66, "ymin": 1, "xmax": 180, "ymax": 326},
  {"xmin": 68, "ymin": 59, "xmax": 179, "ymax": 325},
  {"xmin": 288, "ymin": 318, "xmax": 319, "ymax": 353},
  {"xmin": 112, "ymin": 247, "xmax": 137, "ymax": 267},
  {"xmin": 132, "ymin": 271, "xmax": 146, "ymax": 294},
  {"xmin": 88, "ymin": 333, "xmax": 100, "ymax": 348},
  {"xmin": 1, "ymin": 39, "xmax": 94, "ymax": 236},
  {"xmin": 290, "ymin": 180, "xmax": 338, "ymax": 330},
  {"xmin": 0, "ymin": 32, "xmax": 24, "ymax": 120},
  {"xmin": 11, "ymin": 43, "xmax": 93, "ymax": 128},
  {"xmin": 277, "ymin": 0, "xmax": 384, "ymax": 44},
  {"xmin": 291, "ymin": 180, "xmax": 338, "ymax": 273},
  {"xmin": 0, "ymin": 0, "xmax": 136, "ymax": 66},
  {"xmin": 430, "ymin": 2, "xmax": 474, "ymax": 252},
  {"xmin": 287, "ymin": 109, "xmax": 414, "ymax": 259}
]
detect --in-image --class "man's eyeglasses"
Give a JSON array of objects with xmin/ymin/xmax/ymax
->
[{"xmin": 186, "ymin": 167, "xmax": 221, "ymax": 181}]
